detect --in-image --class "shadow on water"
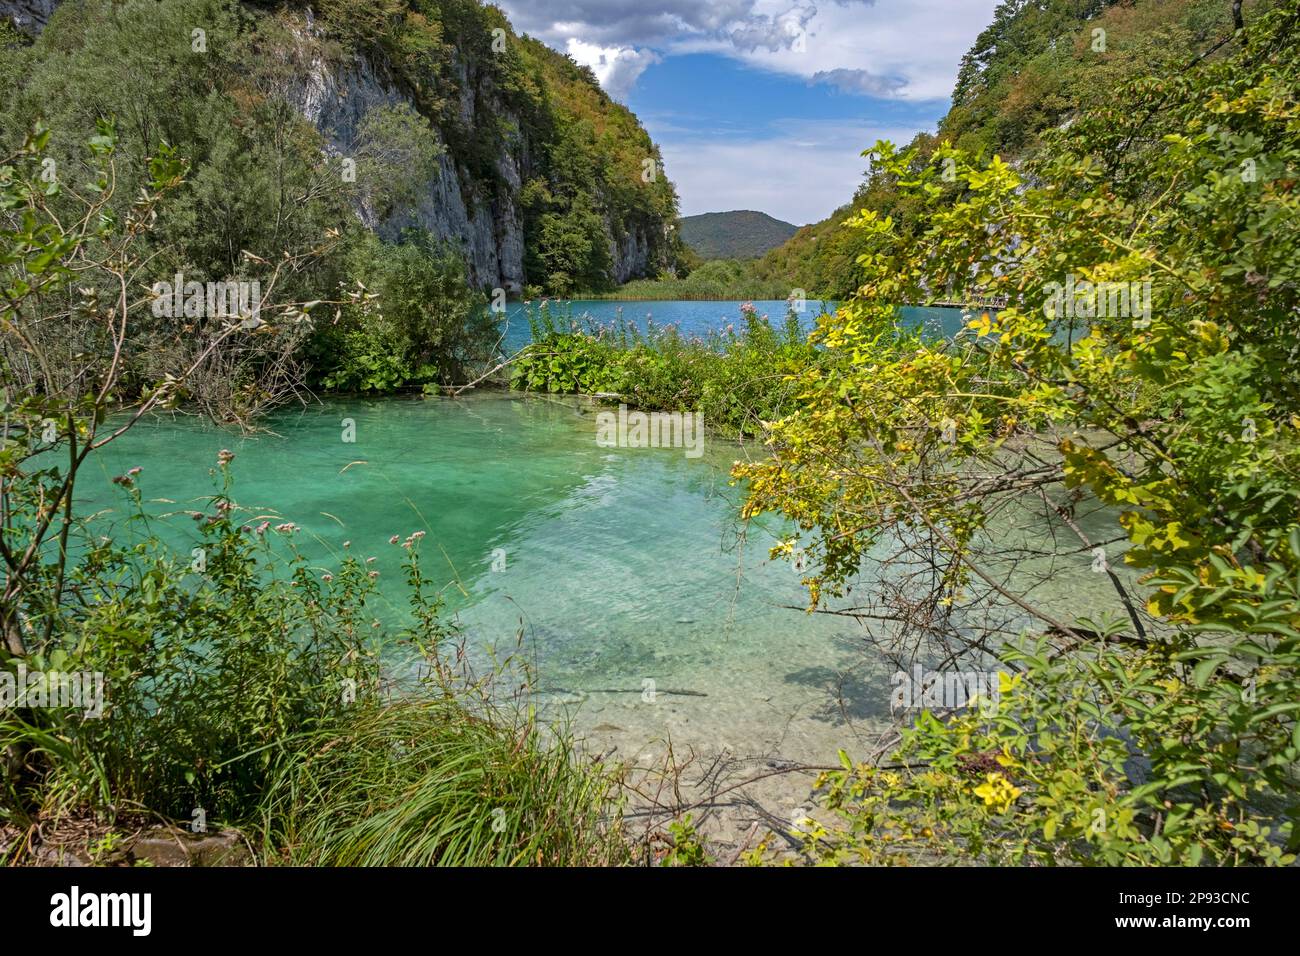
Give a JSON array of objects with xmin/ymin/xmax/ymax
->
[{"xmin": 80, "ymin": 391, "xmax": 880, "ymax": 758}]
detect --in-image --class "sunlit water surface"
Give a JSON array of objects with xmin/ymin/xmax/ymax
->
[{"xmin": 80, "ymin": 302, "xmax": 1114, "ymax": 781}]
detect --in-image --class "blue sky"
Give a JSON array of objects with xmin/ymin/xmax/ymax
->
[{"xmin": 495, "ymin": 0, "xmax": 999, "ymax": 224}]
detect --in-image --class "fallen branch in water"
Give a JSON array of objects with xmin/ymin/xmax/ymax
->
[
  {"xmin": 543, "ymin": 686, "xmax": 708, "ymax": 697},
  {"xmin": 447, "ymin": 346, "xmax": 531, "ymax": 396}
]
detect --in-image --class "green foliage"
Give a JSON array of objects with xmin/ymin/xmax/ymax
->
[
  {"xmin": 510, "ymin": 302, "xmax": 826, "ymax": 438},
  {"xmin": 527, "ymin": 192, "xmax": 614, "ymax": 296},
  {"xmin": 511, "ymin": 309, "xmax": 617, "ymax": 395},
  {"xmin": 660, "ymin": 814, "xmax": 712, "ymax": 866},
  {"xmin": 802, "ymin": 640, "xmax": 1296, "ymax": 865},
  {"xmin": 297, "ymin": 0, "xmax": 683, "ymax": 294},
  {"xmin": 3, "ymin": 462, "xmax": 388, "ymax": 822},
  {"xmin": 262, "ymin": 693, "xmax": 629, "ymax": 866},
  {"xmin": 3, "ymin": 1, "xmax": 336, "ymax": 283},
  {"xmin": 513, "ymin": 32, "xmax": 682, "ymax": 293},
  {"xmin": 738, "ymin": 4, "xmax": 1300, "ymax": 865},
  {"xmin": 352, "ymin": 102, "xmax": 445, "ymax": 219},
  {"xmin": 2, "ymin": 455, "xmax": 625, "ymax": 864},
  {"xmin": 0, "ymin": 0, "xmax": 470, "ymax": 413},
  {"xmin": 943, "ymin": 0, "xmax": 1261, "ymax": 155},
  {"xmin": 316, "ymin": 230, "xmax": 494, "ymax": 394},
  {"xmin": 0, "ymin": 0, "xmax": 680, "ymax": 404},
  {"xmin": 0, "ymin": 120, "xmax": 381, "ymax": 815}
]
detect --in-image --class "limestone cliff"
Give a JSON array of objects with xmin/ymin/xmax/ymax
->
[{"xmin": 2, "ymin": 0, "xmax": 678, "ymax": 292}]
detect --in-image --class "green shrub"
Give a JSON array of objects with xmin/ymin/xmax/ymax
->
[
  {"xmin": 2, "ymin": 458, "xmax": 389, "ymax": 823},
  {"xmin": 1, "ymin": 458, "xmax": 625, "ymax": 865},
  {"xmin": 510, "ymin": 302, "xmax": 826, "ymax": 438},
  {"xmin": 317, "ymin": 230, "xmax": 495, "ymax": 394}
]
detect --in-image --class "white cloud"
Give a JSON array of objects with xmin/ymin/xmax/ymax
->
[
  {"xmin": 499, "ymin": 0, "xmax": 999, "ymax": 102},
  {"xmin": 500, "ymin": 1, "xmax": 760, "ymax": 49},
  {"xmin": 728, "ymin": 4, "xmax": 817, "ymax": 53},
  {"xmin": 565, "ymin": 39, "xmax": 660, "ymax": 99},
  {"xmin": 811, "ymin": 67, "xmax": 905, "ymax": 97},
  {"xmin": 661, "ymin": 119, "xmax": 921, "ymax": 224}
]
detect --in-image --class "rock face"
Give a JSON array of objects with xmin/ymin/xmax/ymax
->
[
  {"xmin": 0, "ymin": 0, "xmax": 57, "ymax": 33},
  {"xmin": 294, "ymin": 44, "xmax": 667, "ymax": 291},
  {"xmin": 7, "ymin": 1, "xmax": 672, "ymax": 292},
  {"xmin": 295, "ymin": 49, "xmax": 530, "ymax": 291},
  {"xmin": 611, "ymin": 219, "xmax": 655, "ymax": 284}
]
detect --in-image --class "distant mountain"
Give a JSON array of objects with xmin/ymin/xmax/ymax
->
[{"xmin": 678, "ymin": 210, "xmax": 798, "ymax": 260}]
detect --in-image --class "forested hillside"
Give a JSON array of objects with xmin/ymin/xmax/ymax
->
[
  {"xmin": 678, "ymin": 210, "xmax": 797, "ymax": 259},
  {"xmin": 753, "ymin": 0, "xmax": 1275, "ymax": 299},
  {"xmin": 0, "ymin": 0, "xmax": 684, "ymax": 295}
]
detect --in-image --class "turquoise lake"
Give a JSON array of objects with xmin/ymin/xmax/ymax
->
[
  {"xmin": 77, "ymin": 300, "xmax": 1113, "ymax": 779},
  {"xmin": 82, "ymin": 391, "xmax": 889, "ymax": 770}
]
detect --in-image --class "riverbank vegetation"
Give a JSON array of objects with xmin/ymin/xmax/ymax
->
[
  {"xmin": 733, "ymin": 2, "xmax": 1300, "ymax": 864},
  {"xmin": 3, "ymin": 0, "xmax": 1298, "ymax": 869},
  {"xmin": 0, "ymin": 0, "xmax": 512, "ymax": 420},
  {"xmin": 577, "ymin": 259, "xmax": 796, "ymax": 301},
  {"xmin": 510, "ymin": 302, "xmax": 825, "ymax": 439}
]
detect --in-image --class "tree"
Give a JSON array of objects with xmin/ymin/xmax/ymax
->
[
  {"xmin": 737, "ymin": 3, "xmax": 1300, "ymax": 865},
  {"xmin": 0, "ymin": 124, "xmax": 357, "ymax": 658}
]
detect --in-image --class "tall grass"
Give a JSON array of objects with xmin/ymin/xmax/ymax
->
[
  {"xmin": 261, "ymin": 693, "xmax": 628, "ymax": 867},
  {"xmin": 2, "ymin": 463, "xmax": 630, "ymax": 866}
]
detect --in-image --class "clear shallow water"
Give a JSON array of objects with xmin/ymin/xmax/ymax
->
[
  {"xmin": 76, "ymin": 300, "xmax": 1120, "ymax": 788},
  {"xmin": 81, "ymin": 392, "xmax": 890, "ymax": 766}
]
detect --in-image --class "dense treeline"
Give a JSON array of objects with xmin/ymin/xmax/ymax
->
[
  {"xmin": 746, "ymin": 0, "xmax": 1280, "ymax": 300},
  {"xmin": 0, "ymin": 0, "xmax": 686, "ymax": 417},
  {"xmin": 586, "ymin": 259, "xmax": 795, "ymax": 301}
]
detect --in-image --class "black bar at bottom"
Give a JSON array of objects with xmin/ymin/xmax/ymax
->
[{"xmin": 0, "ymin": 864, "xmax": 1291, "ymax": 942}]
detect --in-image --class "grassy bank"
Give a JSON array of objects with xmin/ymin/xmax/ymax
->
[
  {"xmin": 509, "ymin": 302, "xmax": 827, "ymax": 439},
  {"xmin": 263, "ymin": 695, "xmax": 627, "ymax": 866}
]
